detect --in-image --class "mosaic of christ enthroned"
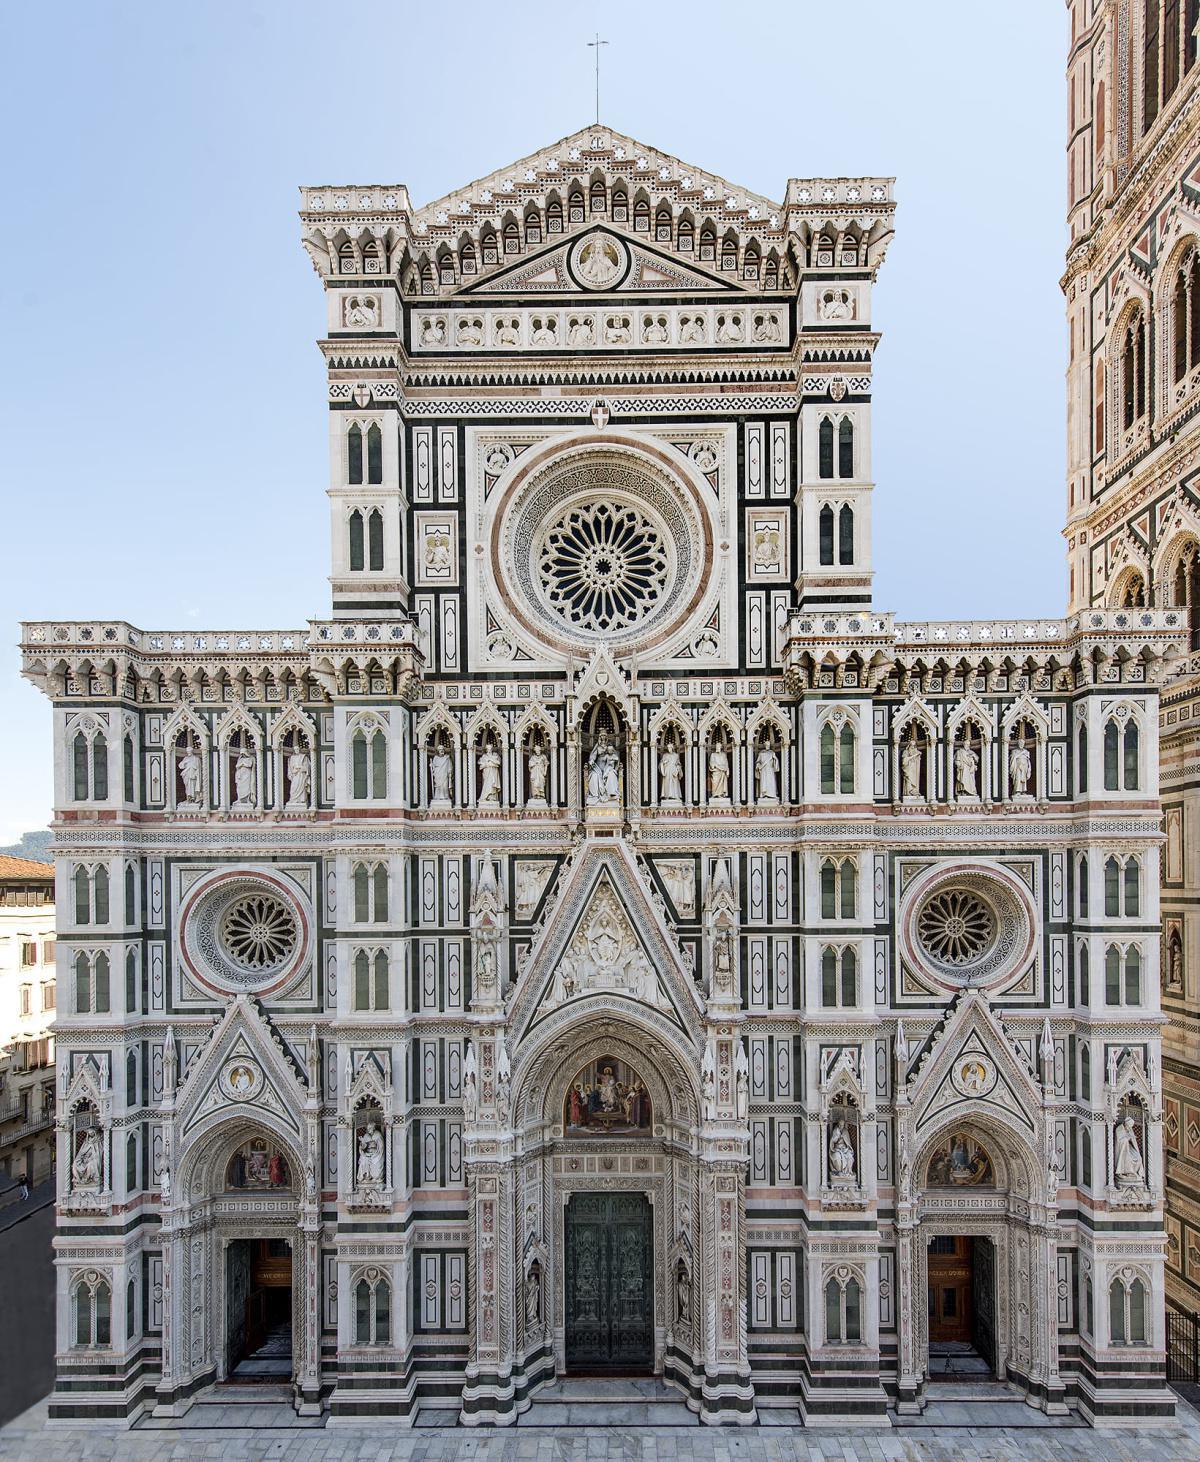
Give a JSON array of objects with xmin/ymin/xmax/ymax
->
[{"xmin": 564, "ymin": 1055, "xmax": 651, "ymax": 1134}]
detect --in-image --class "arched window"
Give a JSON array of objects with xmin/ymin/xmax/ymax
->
[
  {"xmin": 503, "ymin": 221, "xmax": 519, "ymax": 254},
  {"xmin": 546, "ymin": 198, "xmax": 563, "ymax": 234},
  {"xmin": 126, "ymin": 1050, "xmax": 137, "ymax": 1106},
  {"xmin": 1121, "ymin": 311, "xmax": 1147, "ymax": 428},
  {"xmin": 721, "ymin": 238, "xmax": 738, "ymax": 272},
  {"xmin": 1145, "ymin": 0, "xmax": 1162, "ymax": 134},
  {"xmin": 355, "ymin": 1271, "xmax": 392, "ymax": 1346},
  {"xmin": 819, "ymin": 417, "xmax": 835, "ymax": 479},
  {"xmin": 367, "ymin": 424, "xmax": 382, "ymax": 485},
  {"xmin": 127, "ymin": 1277, "xmax": 137, "ymax": 1342},
  {"xmin": 699, "ymin": 226, "xmax": 716, "ymax": 261},
  {"xmin": 126, "ymin": 1131, "xmax": 138, "ymax": 1192},
  {"xmin": 438, "ymin": 253, "xmax": 454, "ymax": 285},
  {"xmin": 1123, "ymin": 719, "xmax": 1140, "ymax": 789},
  {"xmin": 568, "ymin": 189, "xmax": 585, "ymax": 224},
  {"xmin": 74, "ymin": 865, "xmax": 90, "ymax": 925},
  {"xmin": 351, "ymin": 727, "xmax": 387, "ymax": 800},
  {"xmin": 367, "ymin": 509, "xmax": 384, "ymax": 572},
  {"xmin": 824, "ymin": 1273, "xmax": 861, "ymax": 1343},
  {"xmin": 1103, "ymin": 720, "xmax": 1120, "ymax": 789},
  {"xmin": 123, "ymin": 735, "xmax": 135, "ymax": 803},
  {"xmin": 1078, "ymin": 721, "xmax": 1088, "ymax": 794},
  {"xmin": 348, "ymin": 423, "xmax": 363, "ymax": 485},
  {"xmin": 125, "ymin": 948, "xmax": 138, "ymax": 1015},
  {"xmin": 419, "ymin": 260, "xmax": 435, "ymax": 293},
  {"xmin": 656, "ymin": 207, "xmax": 672, "ymax": 242},
  {"xmin": 92, "ymin": 734, "xmax": 108, "ymax": 800},
  {"xmin": 349, "ymin": 510, "xmax": 365, "ymax": 572},
  {"xmin": 1105, "ymin": 944, "xmax": 1122, "ymax": 1004},
  {"xmin": 1080, "ymin": 940, "xmax": 1090, "ymax": 1003},
  {"xmin": 1109, "ymin": 1275, "xmax": 1148, "ymax": 1344},
  {"xmin": 353, "ymin": 862, "xmax": 389, "ymax": 923},
  {"xmin": 460, "ymin": 239, "xmax": 477, "ymax": 273},
  {"xmin": 94, "ymin": 867, "xmax": 109, "ymax": 925},
  {"xmin": 611, "ymin": 188, "xmax": 628, "ymax": 223},
  {"xmin": 1081, "ymin": 1042, "xmax": 1091, "ymax": 1100},
  {"xmin": 1124, "ymin": 858, "xmax": 1140, "ymax": 916},
  {"xmin": 819, "ymin": 505, "xmax": 835, "ymax": 566},
  {"xmin": 72, "ymin": 732, "xmax": 89, "ymax": 801},
  {"xmin": 633, "ymin": 198, "xmax": 650, "ymax": 232},
  {"xmin": 353, "ymin": 950, "xmax": 388, "ymax": 1011},
  {"xmin": 821, "ymin": 947, "xmax": 838, "ymax": 1007},
  {"xmin": 840, "ymin": 947, "xmax": 858, "ymax": 1006},
  {"xmin": 124, "ymin": 863, "xmax": 136, "ymax": 925},
  {"xmin": 1078, "ymin": 854, "xmax": 1089, "ymax": 917},
  {"xmin": 838, "ymin": 418, "xmax": 854, "ymax": 478},
  {"xmin": 1105, "ymin": 855, "xmax": 1121, "ymax": 917},
  {"xmin": 840, "ymin": 861, "xmax": 857, "ymax": 919},
  {"xmin": 481, "ymin": 229, "xmax": 498, "ymax": 265},
  {"xmin": 820, "ymin": 860, "xmax": 838, "ymax": 919},
  {"xmin": 743, "ymin": 246, "xmax": 760, "ymax": 281},
  {"xmin": 819, "ymin": 720, "xmax": 856, "ymax": 795},
  {"xmin": 1096, "ymin": 80, "xmax": 1106, "ymax": 160},
  {"xmin": 838, "ymin": 504, "xmax": 854, "ymax": 565},
  {"xmin": 337, "ymin": 241, "xmax": 355, "ymax": 275},
  {"xmin": 591, "ymin": 180, "xmax": 607, "ymax": 215},
  {"xmin": 73, "ymin": 1275, "xmax": 111, "ymax": 1348},
  {"xmin": 1173, "ymin": 540, "xmax": 1200, "ymax": 648},
  {"xmin": 677, "ymin": 217, "xmax": 694, "ymax": 252},
  {"xmin": 1125, "ymin": 946, "xmax": 1142, "ymax": 1003},
  {"xmin": 1095, "ymin": 358, "xmax": 1106, "ymax": 452}
]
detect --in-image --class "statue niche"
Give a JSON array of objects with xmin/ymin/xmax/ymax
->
[
  {"xmin": 582, "ymin": 697, "xmax": 626, "ymax": 810},
  {"xmin": 564, "ymin": 1055, "xmax": 652, "ymax": 1134}
]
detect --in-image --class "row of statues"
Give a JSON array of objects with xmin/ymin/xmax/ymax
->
[
  {"xmin": 900, "ymin": 737, "xmax": 1035, "ymax": 801},
  {"xmin": 175, "ymin": 743, "xmax": 312, "ymax": 811}
]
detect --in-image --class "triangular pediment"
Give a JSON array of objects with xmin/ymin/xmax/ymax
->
[
  {"xmin": 507, "ymin": 842, "xmax": 704, "ymax": 1043},
  {"xmin": 460, "ymin": 226, "xmax": 742, "ymax": 297},
  {"xmin": 906, "ymin": 991, "xmax": 1042, "ymax": 1142},
  {"xmin": 175, "ymin": 994, "xmax": 311, "ymax": 1145}
]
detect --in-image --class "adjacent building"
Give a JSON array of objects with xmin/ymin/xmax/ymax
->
[
  {"xmin": 19, "ymin": 115, "xmax": 1177, "ymax": 1427},
  {"xmin": 1062, "ymin": 0, "xmax": 1200, "ymax": 1314},
  {"xmin": 0, "ymin": 855, "xmax": 56, "ymax": 1186}
]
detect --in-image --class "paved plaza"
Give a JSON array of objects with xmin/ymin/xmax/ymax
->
[{"xmin": 2, "ymin": 1392, "xmax": 1200, "ymax": 1462}]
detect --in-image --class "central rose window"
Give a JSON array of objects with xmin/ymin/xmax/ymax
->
[
  {"xmin": 539, "ymin": 500, "xmax": 670, "ymax": 633},
  {"xmin": 220, "ymin": 893, "xmax": 298, "ymax": 973},
  {"xmin": 492, "ymin": 442, "xmax": 713, "ymax": 656},
  {"xmin": 916, "ymin": 889, "xmax": 995, "ymax": 966}
]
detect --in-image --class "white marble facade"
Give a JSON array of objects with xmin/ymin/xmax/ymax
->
[{"xmin": 21, "ymin": 124, "xmax": 1178, "ymax": 1427}]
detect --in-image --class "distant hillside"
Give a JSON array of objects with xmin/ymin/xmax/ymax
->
[{"xmin": 0, "ymin": 830, "xmax": 52, "ymax": 864}]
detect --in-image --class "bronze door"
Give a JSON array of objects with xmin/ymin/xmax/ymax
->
[
  {"xmin": 564, "ymin": 1192, "xmax": 653, "ymax": 1372},
  {"xmin": 928, "ymin": 1235, "xmax": 973, "ymax": 1343}
]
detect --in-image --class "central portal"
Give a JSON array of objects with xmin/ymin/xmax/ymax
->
[
  {"xmin": 564, "ymin": 1192, "xmax": 653, "ymax": 1373},
  {"xmin": 927, "ymin": 1234, "xmax": 996, "ymax": 1377}
]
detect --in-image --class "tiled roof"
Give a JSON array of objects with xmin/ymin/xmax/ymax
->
[{"xmin": 0, "ymin": 855, "xmax": 53, "ymax": 880}]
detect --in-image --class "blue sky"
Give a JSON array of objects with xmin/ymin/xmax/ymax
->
[{"xmin": 0, "ymin": 1, "xmax": 1068, "ymax": 841}]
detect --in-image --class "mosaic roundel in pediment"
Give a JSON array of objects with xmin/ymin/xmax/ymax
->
[
  {"xmin": 179, "ymin": 868, "xmax": 311, "ymax": 998},
  {"xmin": 491, "ymin": 439, "xmax": 713, "ymax": 657},
  {"xmin": 568, "ymin": 233, "xmax": 628, "ymax": 290},
  {"xmin": 898, "ymin": 861, "xmax": 1037, "ymax": 996}
]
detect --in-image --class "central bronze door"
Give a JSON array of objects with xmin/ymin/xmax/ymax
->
[
  {"xmin": 564, "ymin": 1192, "xmax": 653, "ymax": 1372},
  {"xmin": 927, "ymin": 1235, "xmax": 973, "ymax": 1343}
]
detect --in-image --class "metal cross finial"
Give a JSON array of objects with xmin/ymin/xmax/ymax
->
[{"xmin": 588, "ymin": 34, "xmax": 608, "ymax": 126}]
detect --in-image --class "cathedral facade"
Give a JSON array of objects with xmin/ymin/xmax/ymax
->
[{"xmin": 20, "ymin": 117, "xmax": 1178, "ymax": 1426}]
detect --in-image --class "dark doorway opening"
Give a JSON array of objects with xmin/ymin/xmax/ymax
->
[
  {"xmin": 226, "ymin": 1238, "xmax": 293, "ymax": 1381},
  {"xmin": 564, "ymin": 1192, "xmax": 653, "ymax": 1373},
  {"xmin": 927, "ymin": 1234, "xmax": 994, "ymax": 1379}
]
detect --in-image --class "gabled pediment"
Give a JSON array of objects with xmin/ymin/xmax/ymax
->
[
  {"xmin": 906, "ymin": 990, "xmax": 1043, "ymax": 1141},
  {"xmin": 459, "ymin": 226, "xmax": 742, "ymax": 297},
  {"xmin": 175, "ymin": 994, "xmax": 311, "ymax": 1144},
  {"xmin": 507, "ymin": 841, "xmax": 704, "ymax": 1044}
]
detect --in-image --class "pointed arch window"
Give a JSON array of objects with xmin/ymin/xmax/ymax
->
[
  {"xmin": 568, "ymin": 190, "xmax": 585, "ymax": 225},
  {"xmin": 125, "ymin": 947, "xmax": 138, "ymax": 1015},
  {"xmin": 1145, "ymin": 0, "xmax": 1162, "ymax": 134},
  {"xmin": 124, "ymin": 863, "xmax": 136, "ymax": 926},
  {"xmin": 74, "ymin": 952, "xmax": 110, "ymax": 1015},
  {"xmin": 72, "ymin": 728, "xmax": 108, "ymax": 801},
  {"xmin": 1121, "ymin": 311, "xmax": 1147, "ymax": 428},
  {"xmin": 819, "ymin": 720, "xmax": 856, "ymax": 795},
  {"xmin": 819, "ymin": 505, "xmax": 835, "ymax": 566},
  {"xmin": 348, "ymin": 423, "xmax": 364, "ymax": 484},
  {"xmin": 353, "ymin": 949, "xmax": 389, "ymax": 1011},
  {"xmin": 824, "ymin": 1273, "xmax": 861, "ymax": 1342},
  {"xmin": 1110, "ymin": 1275, "xmax": 1148, "ymax": 1344},
  {"xmin": 353, "ymin": 862, "xmax": 389, "ymax": 924},
  {"xmin": 126, "ymin": 1130, "xmax": 138, "ymax": 1191},
  {"xmin": 1081, "ymin": 1042, "xmax": 1091, "ymax": 1100},
  {"xmin": 367, "ymin": 509, "xmax": 384, "ymax": 572},
  {"xmin": 819, "ymin": 417, "xmax": 835, "ymax": 479},
  {"xmin": 355, "ymin": 1271, "xmax": 392, "ymax": 1346},
  {"xmin": 351, "ymin": 726, "xmax": 388, "ymax": 800},
  {"xmin": 349, "ymin": 510, "xmax": 365, "ymax": 572},
  {"xmin": 366, "ymin": 424, "xmax": 382, "ymax": 485},
  {"xmin": 1079, "ymin": 941, "xmax": 1090, "ymax": 1003},
  {"xmin": 73, "ymin": 1275, "xmax": 111, "ymax": 1348},
  {"xmin": 838, "ymin": 505, "xmax": 854, "ymax": 565},
  {"xmin": 123, "ymin": 734, "xmax": 135, "ymax": 803},
  {"xmin": 1124, "ymin": 719, "xmax": 1140, "ymax": 789},
  {"xmin": 72, "ymin": 733, "xmax": 89, "ymax": 801},
  {"xmin": 1078, "ymin": 854, "xmax": 1089, "ymax": 917},
  {"xmin": 838, "ymin": 418, "xmax": 854, "ymax": 478}
]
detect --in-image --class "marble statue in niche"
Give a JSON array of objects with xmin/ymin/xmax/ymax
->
[
  {"xmin": 233, "ymin": 744, "xmax": 256, "ymax": 809},
  {"xmin": 525, "ymin": 739, "xmax": 549, "ymax": 807},
  {"xmin": 954, "ymin": 738, "xmax": 980, "ymax": 799},
  {"xmin": 756, "ymin": 740, "xmax": 780, "ymax": 805},
  {"xmin": 828, "ymin": 1116, "xmax": 857, "ymax": 1185},
  {"xmin": 71, "ymin": 1127, "xmax": 102, "ymax": 1190},
  {"xmin": 1009, "ymin": 737, "xmax": 1033, "ymax": 798},
  {"xmin": 478, "ymin": 738, "xmax": 502, "ymax": 807},
  {"xmin": 659, "ymin": 737, "xmax": 683, "ymax": 805},
  {"xmin": 586, "ymin": 736, "xmax": 620, "ymax": 806},
  {"xmin": 285, "ymin": 744, "xmax": 311, "ymax": 808},
  {"xmin": 177, "ymin": 739, "xmax": 203, "ymax": 808},
  {"xmin": 429, "ymin": 741, "xmax": 454, "ymax": 808},
  {"xmin": 1114, "ymin": 1112, "xmax": 1146, "ymax": 1187},
  {"xmin": 356, "ymin": 1119, "xmax": 385, "ymax": 1187}
]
